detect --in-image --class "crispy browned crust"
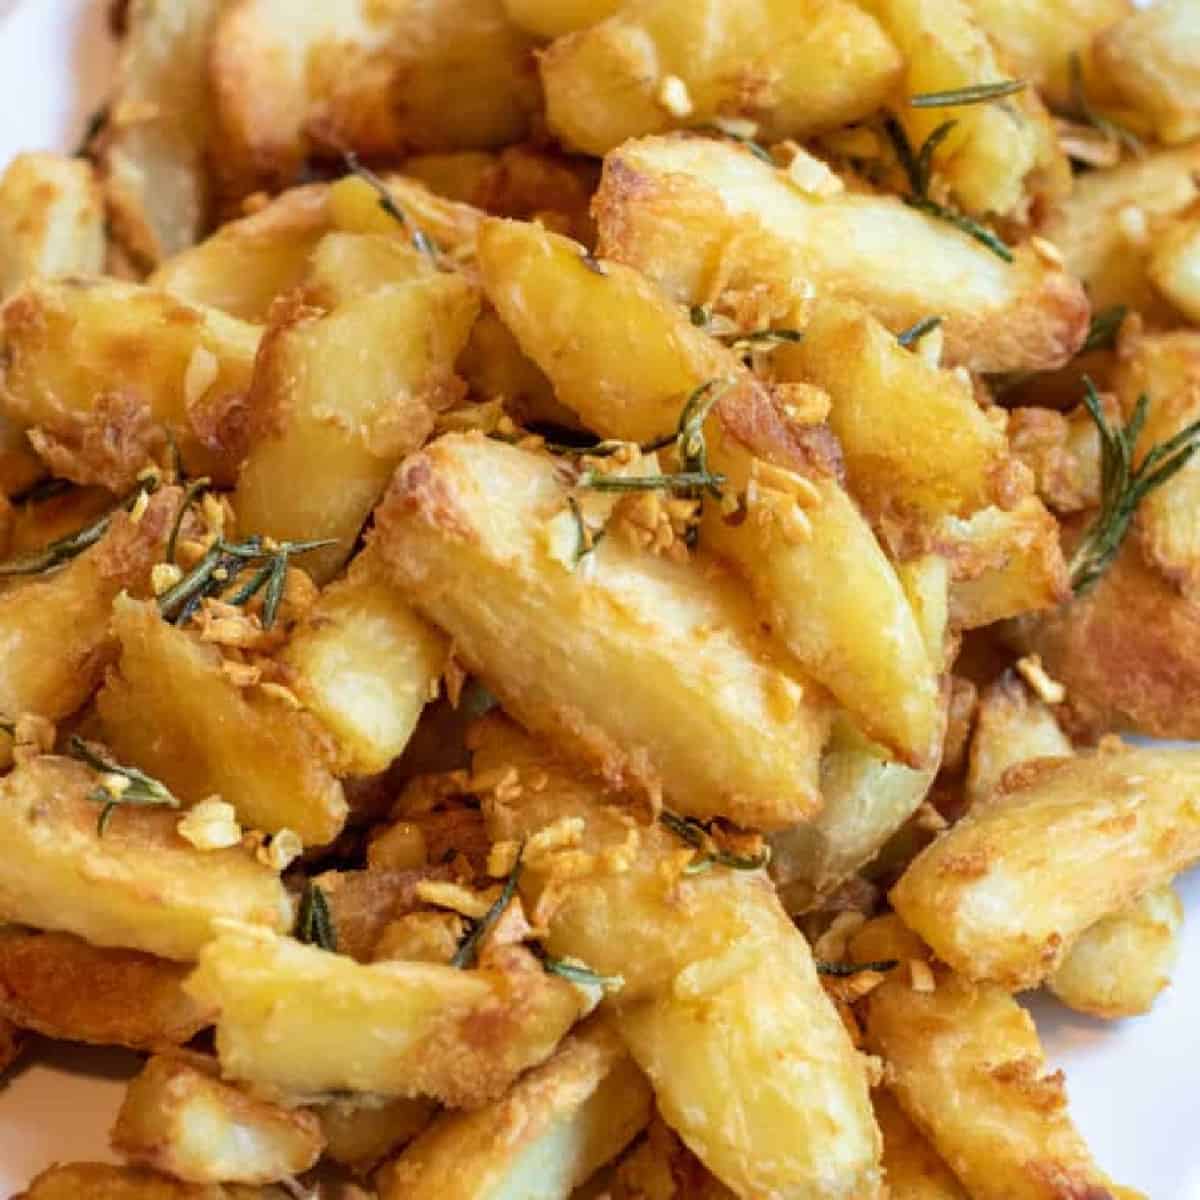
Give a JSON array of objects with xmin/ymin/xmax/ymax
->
[
  {"xmin": 15, "ymin": 1162, "xmax": 285, "ymax": 1199},
  {"xmin": 0, "ymin": 1014, "xmax": 24, "ymax": 1075},
  {"xmin": 0, "ymin": 928, "xmax": 213, "ymax": 1050}
]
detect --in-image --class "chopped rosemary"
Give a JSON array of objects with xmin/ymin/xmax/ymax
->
[
  {"xmin": 1062, "ymin": 52, "xmax": 1144, "ymax": 159},
  {"xmin": 342, "ymin": 151, "xmax": 438, "ymax": 259},
  {"xmin": 659, "ymin": 809, "xmax": 770, "ymax": 873},
  {"xmin": 1081, "ymin": 304, "xmax": 1128, "ymax": 355},
  {"xmin": 0, "ymin": 475, "xmax": 158, "ymax": 577},
  {"xmin": 698, "ymin": 125, "xmax": 774, "ymax": 165},
  {"xmin": 816, "ymin": 959, "xmax": 899, "ymax": 978},
  {"xmin": 910, "ymin": 80, "xmax": 1026, "ymax": 108},
  {"xmin": 68, "ymin": 736, "xmax": 178, "ymax": 835},
  {"xmin": 567, "ymin": 495, "xmax": 603, "ymax": 566},
  {"xmin": 450, "ymin": 842, "xmax": 525, "ymax": 970},
  {"xmin": 296, "ymin": 882, "xmax": 338, "ymax": 953},
  {"xmin": 165, "ymin": 477, "xmax": 211, "ymax": 564},
  {"xmin": 542, "ymin": 956, "xmax": 623, "ymax": 990},
  {"xmin": 896, "ymin": 315, "xmax": 943, "ymax": 349},
  {"xmin": 577, "ymin": 469, "xmax": 726, "ymax": 495},
  {"xmin": 10, "ymin": 477, "xmax": 74, "ymax": 506},
  {"xmin": 881, "ymin": 116, "xmax": 1013, "ymax": 263},
  {"xmin": 1070, "ymin": 378, "xmax": 1200, "ymax": 595},
  {"xmin": 689, "ymin": 305, "xmax": 711, "ymax": 327}
]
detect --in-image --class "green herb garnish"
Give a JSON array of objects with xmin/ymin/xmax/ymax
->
[
  {"xmin": 342, "ymin": 151, "xmax": 438, "ymax": 259},
  {"xmin": 10, "ymin": 478, "xmax": 74, "ymax": 506},
  {"xmin": 577, "ymin": 469, "xmax": 726, "ymax": 494},
  {"xmin": 910, "ymin": 80, "xmax": 1026, "ymax": 108},
  {"xmin": 165, "ymin": 477, "xmax": 211, "ymax": 565},
  {"xmin": 542, "ymin": 956, "xmax": 624, "ymax": 990},
  {"xmin": 896, "ymin": 315, "xmax": 943, "ymax": 349},
  {"xmin": 451, "ymin": 842, "xmax": 525, "ymax": 970},
  {"xmin": 1061, "ymin": 52, "xmax": 1144, "ymax": 159},
  {"xmin": 699, "ymin": 125, "xmax": 774, "ymax": 165},
  {"xmin": 816, "ymin": 959, "xmax": 899, "ymax": 978},
  {"xmin": 1070, "ymin": 378, "xmax": 1200, "ymax": 595},
  {"xmin": 68, "ymin": 736, "xmax": 178, "ymax": 835},
  {"xmin": 1081, "ymin": 304, "xmax": 1128, "ymax": 355},
  {"xmin": 659, "ymin": 809, "xmax": 770, "ymax": 874},
  {"xmin": 567, "ymin": 496, "xmax": 604, "ymax": 567},
  {"xmin": 296, "ymin": 883, "xmax": 338, "ymax": 953}
]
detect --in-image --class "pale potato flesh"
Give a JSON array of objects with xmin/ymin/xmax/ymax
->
[
  {"xmin": 1149, "ymin": 215, "xmax": 1200, "ymax": 324},
  {"xmin": 501, "ymin": 0, "xmax": 621, "ymax": 39},
  {"xmin": 873, "ymin": 1089, "xmax": 967, "ymax": 1200}
]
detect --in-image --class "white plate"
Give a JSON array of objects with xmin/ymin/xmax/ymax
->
[{"xmin": 1, "ymin": 2, "xmax": 1199, "ymax": 1196}]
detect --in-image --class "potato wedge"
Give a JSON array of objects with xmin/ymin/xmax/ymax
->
[
  {"xmin": 309, "ymin": 865, "xmax": 443, "ymax": 964},
  {"xmin": 1094, "ymin": 0, "xmax": 1200, "ymax": 146},
  {"xmin": 149, "ymin": 185, "xmax": 330, "ymax": 322},
  {"xmin": 113, "ymin": 1055, "xmax": 324, "ymax": 1184},
  {"xmin": 1040, "ymin": 143, "xmax": 1200, "ymax": 322},
  {"xmin": 891, "ymin": 745, "xmax": 1200, "ymax": 989},
  {"xmin": 854, "ymin": 915, "xmax": 1121, "ymax": 1200},
  {"xmin": 101, "ymin": 0, "xmax": 218, "ymax": 265},
  {"xmin": 282, "ymin": 547, "xmax": 447, "ymax": 776},
  {"xmin": 315, "ymin": 1095, "xmax": 436, "ymax": 1169},
  {"xmin": 1, "ymin": 279, "xmax": 260, "ymax": 490},
  {"xmin": 378, "ymin": 1021, "xmax": 652, "ymax": 1199},
  {"xmin": 1148, "ymin": 213, "xmax": 1200, "ymax": 323},
  {"xmin": 0, "ymin": 928, "xmax": 213, "ymax": 1050},
  {"xmin": 594, "ymin": 136, "xmax": 1088, "ymax": 375},
  {"xmin": 1049, "ymin": 885, "xmax": 1183, "ymax": 1019},
  {"xmin": 611, "ymin": 1118, "xmax": 737, "ymax": 1200},
  {"xmin": 374, "ymin": 433, "xmax": 826, "ymax": 829},
  {"xmin": 98, "ymin": 597, "xmax": 346, "ymax": 846},
  {"xmin": 0, "ymin": 485, "xmax": 175, "ymax": 721},
  {"xmin": 233, "ymin": 274, "xmax": 477, "ymax": 583},
  {"xmin": 476, "ymin": 218, "xmax": 939, "ymax": 766},
  {"xmin": 0, "ymin": 153, "xmax": 105, "ymax": 299},
  {"xmin": 16, "ymin": 1164, "xmax": 284, "ymax": 1200},
  {"xmin": 874, "ymin": 1089, "xmax": 968, "ymax": 1200},
  {"xmin": 299, "ymin": 230, "xmax": 436, "ymax": 308},
  {"xmin": 501, "ymin": 0, "xmax": 620, "ymax": 39},
  {"xmin": 210, "ymin": 0, "xmax": 540, "ymax": 202},
  {"xmin": 0, "ymin": 755, "xmax": 290, "ymax": 961},
  {"xmin": 964, "ymin": 670, "xmax": 1072, "ymax": 809},
  {"xmin": 477, "ymin": 716, "xmax": 883, "ymax": 1200},
  {"xmin": 185, "ymin": 925, "xmax": 584, "ymax": 1105}
]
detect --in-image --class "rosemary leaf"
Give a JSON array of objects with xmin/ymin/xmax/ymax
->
[
  {"xmin": 882, "ymin": 114, "xmax": 922, "ymax": 197},
  {"xmin": 165, "ymin": 476, "xmax": 211, "ymax": 565},
  {"xmin": 689, "ymin": 305, "xmax": 711, "ymax": 327},
  {"xmin": 699, "ymin": 125, "xmax": 774, "ymax": 165},
  {"xmin": 1081, "ymin": 304, "xmax": 1128, "ymax": 355},
  {"xmin": 578, "ymin": 469, "xmax": 726, "ymax": 495},
  {"xmin": 816, "ymin": 959, "xmax": 899, "ymax": 978},
  {"xmin": 1064, "ymin": 52, "xmax": 1144, "ymax": 158},
  {"xmin": 10, "ymin": 478, "xmax": 74, "ymax": 506},
  {"xmin": 903, "ymin": 196, "xmax": 1014, "ymax": 262},
  {"xmin": 451, "ymin": 842, "xmax": 525, "ymax": 970},
  {"xmin": 68, "ymin": 735, "xmax": 178, "ymax": 834},
  {"xmin": 659, "ymin": 810, "xmax": 770, "ymax": 872},
  {"xmin": 910, "ymin": 80, "xmax": 1026, "ymax": 108},
  {"xmin": 261, "ymin": 555, "xmax": 290, "ymax": 629},
  {"xmin": 914, "ymin": 120, "xmax": 957, "ymax": 197},
  {"xmin": 896, "ymin": 315, "xmax": 943, "ymax": 349},
  {"xmin": 296, "ymin": 882, "xmax": 338, "ymax": 952},
  {"xmin": 1070, "ymin": 379, "xmax": 1200, "ymax": 594},
  {"xmin": 542, "ymin": 956, "xmax": 624, "ymax": 990},
  {"xmin": 342, "ymin": 151, "xmax": 438, "ymax": 258},
  {"xmin": 567, "ymin": 495, "xmax": 603, "ymax": 567}
]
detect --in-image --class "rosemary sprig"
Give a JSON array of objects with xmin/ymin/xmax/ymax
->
[
  {"xmin": 10, "ymin": 477, "xmax": 74, "ymax": 506},
  {"xmin": 68, "ymin": 736, "xmax": 178, "ymax": 835},
  {"xmin": 567, "ymin": 495, "xmax": 604, "ymax": 566},
  {"xmin": 881, "ymin": 116, "xmax": 1013, "ymax": 263},
  {"xmin": 451, "ymin": 842, "xmax": 525, "ymax": 970},
  {"xmin": 816, "ymin": 959, "xmax": 899, "ymax": 978},
  {"xmin": 342, "ymin": 151, "xmax": 438, "ymax": 259},
  {"xmin": 698, "ymin": 125, "xmax": 774, "ymax": 165},
  {"xmin": 296, "ymin": 883, "xmax": 338, "ymax": 953},
  {"xmin": 910, "ymin": 80, "xmax": 1026, "ymax": 108},
  {"xmin": 165, "ymin": 477, "xmax": 211, "ymax": 564},
  {"xmin": 1081, "ymin": 304, "xmax": 1128, "ymax": 355},
  {"xmin": 896, "ymin": 315, "xmax": 943, "ymax": 349},
  {"xmin": 542, "ymin": 956, "xmax": 624, "ymax": 990},
  {"xmin": 1070, "ymin": 378, "xmax": 1200, "ymax": 595},
  {"xmin": 578, "ymin": 469, "xmax": 726, "ymax": 495},
  {"xmin": 659, "ymin": 810, "xmax": 770, "ymax": 874},
  {"xmin": 0, "ymin": 476, "xmax": 158, "ymax": 578},
  {"xmin": 1063, "ymin": 52, "xmax": 1144, "ymax": 159}
]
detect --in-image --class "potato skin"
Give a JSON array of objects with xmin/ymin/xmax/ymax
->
[
  {"xmin": 374, "ymin": 433, "xmax": 826, "ymax": 829},
  {"xmin": 891, "ymin": 746, "xmax": 1200, "ymax": 990},
  {"xmin": 1048, "ymin": 885, "xmax": 1183, "ymax": 1019},
  {"xmin": 0, "ymin": 756, "xmax": 292, "ymax": 962},
  {"xmin": 0, "ymin": 928, "xmax": 214, "ymax": 1051},
  {"xmin": 593, "ymin": 136, "xmax": 1088, "ymax": 375}
]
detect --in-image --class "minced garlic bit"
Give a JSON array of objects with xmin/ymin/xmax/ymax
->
[
  {"xmin": 260, "ymin": 828, "xmax": 303, "ymax": 871},
  {"xmin": 128, "ymin": 488, "xmax": 150, "ymax": 525},
  {"xmin": 184, "ymin": 346, "xmax": 220, "ymax": 408},
  {"xmin": 259, "ymin": 681, "xmax": 304, "ymax": 710},
  {"xmin": 469, "ymin": 764, "xmax": 523, "ymax": 804},
  {"xmin": 785, "ymin": 148, "xmax": 845, "ymax": 198},
  {"xmin": 710, "ymin": 115, "xmax": 760, "ymax": 141},
  {"xmin": 1016, "ymin": 653, "xmax": 1066, "ymax": 705},
  {"xmin": 745, "ymin": 459, "xmax": 822, "ymax": 545},
  {"xmin": 656, "ymin": 74, "xmax": 693, "ymax": 119},
  {"xmin": 415, "ymin": 879, "xmax": 494, "ymax": 920},
  {"xmin": 220, "ymin": 658, "xmax": 262, "ymax": 688},
  {"xmin": 813, "ymin": 911, "xmax": 867, "ymax": 964},
  {"xmin": 13, "ymin": 713, "xmax": 56, "ymax": 766},
  {"xmin": 151, "ymin": 562, "xmax": 184, "ymax": 596},
  {"xmin": 775, "ymin": 382, "xmax": 832, "ymax": 427},
  {"xmin": 1030, "ymin": 236, "xmax": 1065, "ymax": 270},
  {"xmin": 177, "ymin": 798, "xmax": 243, "ymax": 851},
  {"xmin": 909, "ymin": 959, "xmax": 936, "ymax": 993},
  {"xmin": 443, "ymin": 655, "xmax": 467, "ymax": 708},
  {"xmin": 201, "ymin": 491, "xmax": 227, "ymax": 540},
  {"xmin": 488, "ymin": 816, "xmax": 586, "ymax": 876},
  {"xmin": 1117, "ymin": 204, "xmax": 1149, "ymax": 247}
]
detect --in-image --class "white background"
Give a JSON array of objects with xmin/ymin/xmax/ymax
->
[{"xmin": 0, "ymin": 1, "xmax": 1198, "ymax": 1196}]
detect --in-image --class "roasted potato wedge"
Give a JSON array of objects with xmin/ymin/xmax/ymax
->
[
  {"xmin": 1148, "ymin": 213, "xmax": 1200, "ymax": 323},
  {"xmin": 16, "ymin": 1164, "xmax": 284, "ymax": 1200},
  {"xmin": 314, "ymin": 1095, "xmax": 436, "ymax": 1170},
  {"xmin": 611, "ymin": 1118, "xmax": 738, "ymax": 1200},
  {"xmin": 874, "ymin": 1088, "xmax": 968, "ymax": 1200},
  {"xmin": 594, "ymin": 136, "xmax": 1089, "ymax": 375},
  {"xmin": 501, "ymin": 0, "xmax": 621, "ymax": 39}
]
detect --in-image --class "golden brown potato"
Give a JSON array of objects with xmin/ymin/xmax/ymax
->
[
  {"xmin": 101, "ymin": 0, "xmax": 218, "ymax": 265},
  {"xmin": 377, "ymin": 1021, "xmax": 652, "ymax": 1199},
  {"xmin": 314, "ymin": 1095, "xmax": 436, "ymax": 1169},
  {"xmin": 1094, "ymin": 0, "xmax": 1200, "ymax": 145},
  {"xmin": 610, "ymin": 1118, "xmax": 738, "ymax": 1200},
  {"xmin": 0, "ymin": 153, "xmax": 105, "ymax": 299},
  {"xmin": 0, "ymin": 1014, "xmax": 24, "ymax": 1075},
  {"xmin": 859, "ymin": 0, "xmax": 1067, "ymax": 219},
  {"xmin": 476, "ymin": 717, "xmax": 883, "ymax": 1200},
  {"xmin": 1048, "ymin": 885, "xmax": 1183, "ymax": 1019},
  {"xmin": 769, "ymin": 715, "xmax": 939, "ymax": 914},
  {"xmin": 594, "ymin": 136, "xmax": 1089, "ymax": 375},
  {"xmin": 0, "ymin": 928, "xmax": 214, "ymax": 1050},
  {"xmin": 149, "ymin": 185, "xmax": 330, "ymax": 322},
  {"xmin": 964, "ymin": 670, "xmax": 1072, "ymax": 809},
  {"xmin": 308, "ymin": 865, "xmax": 442, "ymax": 964},
  {"xmin": 98, "ymin": 596, "xmax": 347, "ymax": 847},
  {"xmin": 1040, "ymin": 143, "xmax": 1200, "ymax": 322},
  {"xmin": 855, "ymin": 916, "xmax": 1121, "ymax": 1200},
  {"xmin": 1009, "ymin": 529, "xmax": 1200, "ymax": 739},
  {"xmin": 16, "ymin": 1164, "xmax": 284, "ymax": 1200},
  {"xmin": 0, "ymin": 756, "xmax": 291, "ymax": 961},
  {"xmin": 0, "ymin": 485, "xmax": 175, "ymax": 721},
  {"xmin": 965, "ymin": 0, "xmax": 1132, "ymax": 108},
  {"xmin": 375, "ymin": 434, "xmax": 826, "ymax": 829},
  {"xmin": 476, "ymin": 218, "xmax": 940, "ymax": 766},
  {"xmin": 1, "ymin": 279, "xmax": 260, "ymax": 490},
  {"xmin": 541, "ymin": 0, "xmax": 901, "ymax": 156},
  {"xmin": 874, "ymin": 1089, "xmax": 968, "ymax": 1200},
  {"xmin": 112, "ymin": 1055, "xmax": 324, "ymax": 1184},
  {"xmin": 210, "ymin": 0, "xmax": 540, "ymax": 202},
  {"xmin": 185, "ymin": 924, "xmax": 585, "ymax": 1106},
  {"xmin": 233, "ymin": 273, "xmax": 478, "ymax": 583},
  {"xmin": 1148, "ymin": 213, "xmax": 1200, "ymax": 323},
  {"xmin": 891, "ymin": 745, "xmax": 1200, "ymax": 989},
  {"xmin": 281, "ymin": 547, "xmax": 447, "ymax": 776},
  {"xmin": 501, "ymin": 0, "xmax": 621, "ymax": 39},
  {"xmin": 299, "ymin": 230, "xmax": 436, "ymax": 308}
]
